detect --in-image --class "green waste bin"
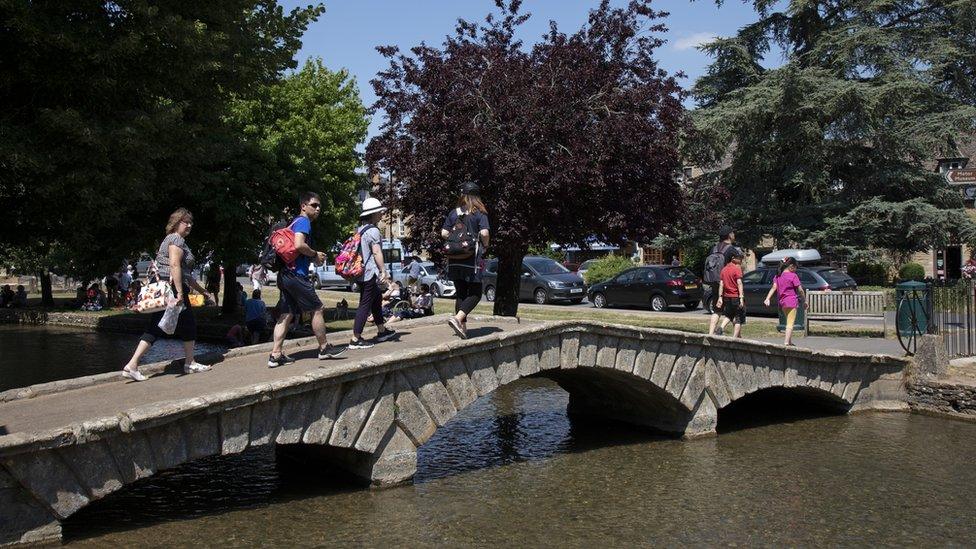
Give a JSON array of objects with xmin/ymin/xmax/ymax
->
[
  {"xmin": 777, "ymin": 300, "xmax": 806, "ymax": 333},
  {"xmin": 896, "ymin": 281, "xmax": 930, "ymax": 336}
]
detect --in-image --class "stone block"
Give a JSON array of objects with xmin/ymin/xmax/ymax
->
[
  {"xmin": 0, "ymin": 468, "xmax": 60, "ymax": 546},
  {"xmin": 403, "ymin": 364, "xmax": 458, "ymax": 427},
  {"xmin": 105, "ymin": 431, "xmax": 156, "ymax": 484},
  {"xmin": 560, "ymin": 333, "xmax": 581, "ymax": 369},
  {"xmin": 58, "ymin": 440, "xmax": 123, "ymax": 500},
  {"xmin": 539, "ymin": 335, "xmax": 561, "ymax": 371},
  {"xmin": 183, "ymin": 415, "xmax": 220, "ymax": 461},
  {"xmin": 679, "ymin": 357, "xmax": 708, "ymax": 409},
  {"xmin": 492, "ymin": 345, "xmax": 520, "ymax": 385},
  {"xmin": 913, "ymin": 334, "xmax": 948, "ymax": 376},
  {"xmin": 633, "ymin": 340, "xmax": 659, "ymax": 380},
  {"xmin": 330, "ymin": 374, "xmax": 386, "ymax": 448},
  {"xmin": 578, "ymin": 332, "xmax": 599, "ymax": 367},
  {"xmin": 766, "ymin": 354, "xmax": 786, "ymax": 386},
  {"xmin": 366, "ymin": 426, "xmax": 417, "ymax": 487},
  {"xmin": 704, "ymin": 359, "xmax": 731, "ymax": 408},
  {"xmin": 713, "ymin": 348, "xmax": 743, "ymax": 400},
  {"xmin": 736, "ymin": 350, "xmax": 760, "ymax": 394},
  {"xmin": 355, "ymin": 375, "xmax": 397, "ymax": 454},
  {"xmin": 146, "ymin": 422, "xmax": 188, "ymax": 471},
  {"xmin": 276, "ymin": 392, "xmax": 315, "ymax": 445},
  {"xmin": 248, "ymin": 399, "xmax": 281, "ymax": 448},
  {"xmin": 595, "ymin": 336, "xmax": 619, "ymax": 369},
  {"xmin": 517, "ymin": 339, "xmax": 541, "ymax": 377},
  {"xmin": 435, "ymin": 358, "xmax": 479, "ymax": 410},
  {"xmin": 683, "ymin": 394, "xmax": 718, "ymax": 439},
  {"xmin": 651, "ymin": 341, "xmax": 680, "ymax": 389},
  {"xmin": 303, "ymin": 385, "xmax": 343, "ymax": 445},
  {"xmin": 665, "ymin": 346, "xmax": 698, "ymax": 400},
  {"xmin": 614, "ymin": 338, "xmax": 640, "ymax": 374},
  {"xmin": 4, "ymin": 451, "xmax": 89, "ymax": 519},
  {"xmin": 219, "ymin": 407, "xmax": 252, "ymax": 455},
  {"xmin": 830, "ymin": 362, "xmax": 854, "ymax": 400},
  {"xmin": 464, "ymin": 352, "xmax": 499, "ymax": 396},
  {"xmin": 394, "ymin": 371, "xmax": 437, "ymax": 446}
]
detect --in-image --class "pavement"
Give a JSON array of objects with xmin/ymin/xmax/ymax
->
[
  {"xmin": 755, "ymin": 336, "xmax": 905, "ymax": 357},
  {"xmin": 0, "ymin": 318, "xmax": 529, "ymax": 435}
]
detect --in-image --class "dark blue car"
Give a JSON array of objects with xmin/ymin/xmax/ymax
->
[{"xmin": 587, "ymin": 266, "xmax": 704, "ymax": 312}]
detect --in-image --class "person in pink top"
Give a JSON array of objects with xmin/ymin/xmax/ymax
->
[{"xmin": 763, "ymin": 256, "xmax": 806, "ymax": 346}]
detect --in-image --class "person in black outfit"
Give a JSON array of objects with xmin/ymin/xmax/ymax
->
[
  {"xmin": 707, "ymin": 226, "xmax": 738, "ymax": 334},
  {"xmin": 441, "ymin": 182, "xmax": 490, "ymax": 339}
]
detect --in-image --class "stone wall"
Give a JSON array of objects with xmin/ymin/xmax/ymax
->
[
  {"xmin": 0, "ymin": 319, "xmax": 910, "ymax": 546},
  {"xmin": 908, "ymin": 378, "xmax": 976, "ymax": 420}
]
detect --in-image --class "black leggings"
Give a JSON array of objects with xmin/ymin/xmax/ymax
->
[
  {"xmin": 354, "ymin": 278, "xmax": 384, "ymax": 336},
  {"xmin": 140, "ymin": 286, "xmax": 196, "ymax": 343},
  {"xmin": 453, "ymin": 279, "xmax": 483, "ymax": 317}
]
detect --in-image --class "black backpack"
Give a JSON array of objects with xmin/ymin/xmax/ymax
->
[
  {"xmin": 703, "ymin": 242, "xmax": 730, "ymax": 283},
  {"xmin": 442, "ymin": 208, "xmax": 477, "ymax": 260},
  {"xmin": 259, "ymin": 219, "xmax": 289, "ymax": 272}
]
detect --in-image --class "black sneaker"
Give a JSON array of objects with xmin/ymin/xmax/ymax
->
[
  {"xmin": 268, "ymin": 354, "xmax": 288, "ymax": 368},
  {"xmin": 318, "ymin": 344, "xmax": 347, "ymax": 360},
  {"xmin": 349, "ymin": 338, "xmax": 374, "ymax": 350},
  {"xmin": 279, "ymin": 354, "xmax": 296, "ymax": 364},
  {"xmin": 375, "ymin": 329, "xmax": 397, "ymax": 343}
]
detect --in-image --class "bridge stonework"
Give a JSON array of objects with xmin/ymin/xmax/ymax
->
[{"xmin": 0, "ymin": 321, "xmax": 909, "ymax": 546}]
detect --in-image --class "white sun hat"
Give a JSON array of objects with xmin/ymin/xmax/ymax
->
[{"xmin": 360, "ymin": 197, "xmax": 387, "ymax": 217}]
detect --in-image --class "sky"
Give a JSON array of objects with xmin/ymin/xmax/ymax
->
[{"xmin": 281, "ymin": 0, "xmax": 776, "ymax": 141}]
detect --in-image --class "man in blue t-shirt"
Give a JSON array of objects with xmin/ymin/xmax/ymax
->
[{"xmin": 268, "ymin": 191, "xmax": 345, "ymax": 367}]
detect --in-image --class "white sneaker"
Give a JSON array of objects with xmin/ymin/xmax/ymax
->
[
  {"xmin": 184, "ymin": 362, "xmax": 212, "ymax": 374},
  {"xmin": 122, "ymin": 368, "xmax": 147, "ymax": 382}
]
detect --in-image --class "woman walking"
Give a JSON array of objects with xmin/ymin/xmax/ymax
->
[
  {"xmin": 349, "ymin": 197, "xmax": 397, "ymax": 349},
  {"xmin": 442, "ymin": 182, "xmax": 490, "ymax": 339},
  {"xmin": 763, "ymin": 256, "xmax": 806, "ymax": 346},
  {"xmin": 121, "ymin": 208, "xmax": 215, "ymax": 381}
]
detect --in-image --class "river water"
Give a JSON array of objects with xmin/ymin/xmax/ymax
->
[
  {"xmin": 0, "ymin": 324, "xmax": 225, "ymax": 391},
  {"xmin": 57, "ymin": 378, "xmax": 976, "ymax": 547}
]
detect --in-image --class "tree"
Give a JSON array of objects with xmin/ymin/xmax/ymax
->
[
  {"xmin": 367, "ymin": 0, "xmax": 687, "ymax": 315},
  {"xmin": 0, "ymin": 1, "xmax": 323, "ymax": 290},
  {"xmin": 686, "ymin": 0, "xmax": 976, "ymax": 254}
]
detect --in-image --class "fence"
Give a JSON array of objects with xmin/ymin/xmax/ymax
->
[{"xmin": 929, "ymin": 279, "xmax": 976, "ymax": 358}]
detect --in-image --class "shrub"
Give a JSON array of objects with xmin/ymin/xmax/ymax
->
[
  {"xmin": 847, "ymin": 262, "xmax": 891, "ymax": 286},
  {"xmin": 584, "ymin": 255, "xmax": 633, "ymax": 285},
  {"xmin": 898, "ymin": 262, "xmax": 925, "ymax": 282}
]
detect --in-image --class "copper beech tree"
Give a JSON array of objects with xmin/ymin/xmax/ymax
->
[{"xmin": 367, "ymin": 0, "xmax": 687, "ymax": 315}]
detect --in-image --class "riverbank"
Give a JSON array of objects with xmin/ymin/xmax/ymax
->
[{"xmin": 908, "ymin": 358, "xmax": 976, "ymax": 421}]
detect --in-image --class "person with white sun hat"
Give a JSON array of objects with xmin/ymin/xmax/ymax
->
[{"xmin": 349, "ymin": 197, "xmax": 398, "ymax": 349}]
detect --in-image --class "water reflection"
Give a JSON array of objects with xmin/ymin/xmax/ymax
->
[{"xmin": 63, "ymin": 378, "xmax": 976, "ymax": 546}]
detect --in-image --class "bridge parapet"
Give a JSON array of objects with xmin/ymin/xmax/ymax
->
[{"xmin": 0, "ymin": 320, "xmax": 909, "ymax": 546}]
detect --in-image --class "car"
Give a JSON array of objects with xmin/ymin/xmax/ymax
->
[
  {"xmin": 392, "ymin": 261, "xmax": 456, "ymax": 297},
  {"xmin": 577, "ymin": 259, "xmax": 599, "ymax": 283},
  {"xmin": 310, "ymin": 264, "xmax": 355, "ymax": 291},
  {"xmin": 265, "ymin": 270, "xmax": 277, "ymax": 285},
  {"xmin": 741, "ymin": 266, "xmax": 858, "ymax": 315},
  {"xmin": 133, "ymin": 253, "xmax": 154, "ymax": 277},
  {"xmin": 587, "ymin": 265, "xmax": 703, "ymax": 312},
  {"xmin": 482, "ymin": 256, "xmax": 586, "ymax": 305}
]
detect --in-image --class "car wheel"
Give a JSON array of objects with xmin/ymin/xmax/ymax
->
[
  {"xmin": 485, "ymin": 285, "xmax": 496, "ymax": 302},
  {"xmin": 569, "ymin": 298, "xmax": 583, "ymax": 305},
  {"xmin": 592, "ymin": 293, "xmax": 607, "ymax": 309},
  {"xmin": 312, "ymin": 276, "xmax": 321, "ymax": 290},
  {"xmin": 534, "ymin": 288, "xmax": 548, "ymax": 305},
  {"xmin": 684, "ymin": 301, "xmax": 700, "ymax": 311},
  {"xmin": 651, "ymin": 294, "xmax": 667, "ymax": 312}
]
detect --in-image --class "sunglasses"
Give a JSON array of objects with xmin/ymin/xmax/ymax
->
[{"xmin": 307, "ymin": 203, "xmax": 321, "ymax": 209}]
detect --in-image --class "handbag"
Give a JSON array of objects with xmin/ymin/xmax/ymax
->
[{"xmin": 132, "ymin": 279, "xmax": 172, "ymax": 313}]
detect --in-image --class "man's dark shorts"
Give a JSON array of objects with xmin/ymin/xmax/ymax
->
[
  {"xmin": 722, "ymin": 297, "xmax": 746, "ymax": 324},
  {"xmin": 277, "ymin": 270, "xmax": 322, "ymax": 315},
  {"xmin": 707, "ymin": 282, "xmax": 720, "ymax": 312}
]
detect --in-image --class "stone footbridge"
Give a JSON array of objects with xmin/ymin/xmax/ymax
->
[{"xmin": 0, "ymin": 317, "xmax": 909, "ymax": 545}]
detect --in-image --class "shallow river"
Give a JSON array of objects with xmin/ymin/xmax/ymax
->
[
  {"xmin": 0, "ymin": 324, "xmax": 224, "ymax": 391},
  {"xmin": 57, "ymin": 378, "xmax": 976, "ymax": 547}
]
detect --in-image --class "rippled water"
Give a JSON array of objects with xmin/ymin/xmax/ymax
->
[
  {"xmin": 65, "ymin": 379, "xmax": 976, "ymax": 547},
  {"xmin": 0, "ymin": 324, "xmax": 225, "ymax": 391}
]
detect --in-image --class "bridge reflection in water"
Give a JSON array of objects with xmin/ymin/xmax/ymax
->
[{"xmin": 0, "ymin": 318, "xmax": 909, "ymax": 545}]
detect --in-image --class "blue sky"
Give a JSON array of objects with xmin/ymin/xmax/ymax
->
[{"xmin": 281, "ymin": 0, "xmax": 775, "ymax": 140}]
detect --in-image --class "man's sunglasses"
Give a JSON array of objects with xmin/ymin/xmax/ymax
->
[{"xmin": 308, "ymin": 203, "xmax": 321, "ymax": 209}]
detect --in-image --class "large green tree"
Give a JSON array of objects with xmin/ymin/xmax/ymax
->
[
  {"xmin": 687, "ymin": 0, "xmax": 976, "ymax": 257},
  {"xmin": 0, "ymin": 0, "xmax": 323, "ymax": 304}
]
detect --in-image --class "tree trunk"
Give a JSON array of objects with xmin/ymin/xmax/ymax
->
[
  {"xmin": 38, "ymin": 270, "xmax": 54, "ymax": 307},
  {"xmin": 492, "ymin": 246, "xmax": 527, "ymax": 317},
  {"xmin": 222, "ymin": 260, "xmax": 238, "ymax": 316}
]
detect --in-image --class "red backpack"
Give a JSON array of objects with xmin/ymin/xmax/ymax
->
[{"xmin": 268, "ymin": 218, "xmax": 301, "ymax": 270}]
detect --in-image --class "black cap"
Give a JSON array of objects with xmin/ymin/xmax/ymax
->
[
  {"xmin": 718, "ymin": 225, "xmax": 734, "ymax": 240},
  {"xmin": 461, "ymin": 181, "xmax": 481, "ymax": 196}
]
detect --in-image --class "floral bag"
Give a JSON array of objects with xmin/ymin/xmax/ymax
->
[{"xmin": 335, "ymin": 225, "xmax": 372, "ymax": 281}]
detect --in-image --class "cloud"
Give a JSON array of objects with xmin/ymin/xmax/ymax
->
[{"xmin": 672, "ymin": 32, "xmax": 718, "ymax": 51}]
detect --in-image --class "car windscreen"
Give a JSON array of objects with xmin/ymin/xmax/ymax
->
[
  {"xmin": 526, "ymin": 258, "xmax": 569, "ymax": 275},
  {"xmin": 665, "ymin": 267, "xmax": 697, "ymax": 280},
  {"xmin": 817, "ymin": 269, "xmax": 852, "ymax": 284}
]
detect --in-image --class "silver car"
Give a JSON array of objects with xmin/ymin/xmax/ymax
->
[
  {"xmin": 393, "ymin": 261, "xmax": 456, "ymax": 297},
  {"xmin": 310, "ymin": 264, "xmax": 355, "ymax": 291}
]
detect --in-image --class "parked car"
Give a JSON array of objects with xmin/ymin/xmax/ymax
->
[
  {"xmin": 587, "ymin": 266, "xmax": 703, "ymax": 312},
  {"xmin": 577, "ymin": 259, "xmax": 598, "ymax": 283},
  {"xmin": 482, "ymin": 256, "xmax": 586, "ymax": 304},
  {"xmin": 741, "ymin": 266, "xmax": 858, "ymax": 315},
  {"xmin": 310, "ymin": 264, "xmax": 355, "ymax": 291},
  {"xmin": 392, "ymin": 261, "xmax": 456, "ymax": 297}
]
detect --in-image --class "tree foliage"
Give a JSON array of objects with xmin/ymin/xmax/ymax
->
[
  {"xmin": 687, "ymin": 0, "xmax": 976, "ymax": 255},
  {"xmin": 367, "ymin": 0, "xmax": 687, "ymax": 315}
]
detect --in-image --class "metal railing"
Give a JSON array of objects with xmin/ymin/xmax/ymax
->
[{"xmin": 929, "ymin": 279, "xmax": 976, "ymax": 357}]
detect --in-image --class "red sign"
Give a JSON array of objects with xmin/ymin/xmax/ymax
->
[{"xmin": 946, "ymin": 169, "xmax": 976, "ymax": 184}]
